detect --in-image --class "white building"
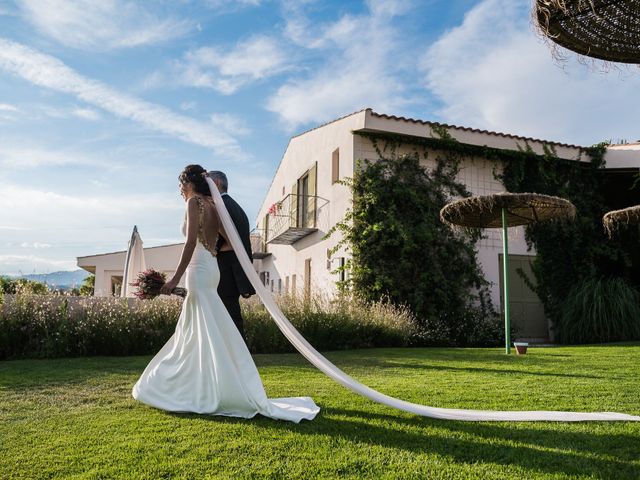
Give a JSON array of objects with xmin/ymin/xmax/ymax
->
[
  {"xmin": 77, "ymin": 244, "xmax": 184, "ymax": 297},
  {"xmin": 76, "ymin": 109, "xmax": 640, "ymax": 340},
  {"xmin": 251, "ymin": 108, "xmax": 640, "ymax": 341}
]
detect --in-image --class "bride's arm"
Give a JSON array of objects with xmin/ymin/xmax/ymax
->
[{"xmin": 160, "ymin": 198, "xmax": 199, "ymax": 294}]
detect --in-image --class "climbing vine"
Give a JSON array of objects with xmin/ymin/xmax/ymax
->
[
  {"xmin": 498, "ymin": 143, "xmax": 640, "ymax": 342},
  {"xmin": 328, "ymin": 132, "xmax": 501, "ymax": 347},
  {"xmin": 331, "ymin": 128, "xmax": 640, "ymax": 344}
]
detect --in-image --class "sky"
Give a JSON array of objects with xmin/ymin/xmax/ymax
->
[{"xmin": 1, "ymin": 0, "xmax": 640, "ymax": 275}]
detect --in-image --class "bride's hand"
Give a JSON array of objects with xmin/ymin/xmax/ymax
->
[{"xmin": 160, "ymin": 278, "xmax": 179, "ymax": 295}]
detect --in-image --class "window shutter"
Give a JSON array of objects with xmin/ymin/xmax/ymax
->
[
  {"xmin": 263, "ymin": 213, "xmax": 269, "ymax": 244},
  {"xmin": 290, "ymin": 182, "xmax": 298, "ymax": 228},
  {"xmin": 308, "ymin": 162, "xmax": 317, "ymax": 228},
  {"xmin": 332, "ymin": 149, "xmax": 339, "ymax": 184}
]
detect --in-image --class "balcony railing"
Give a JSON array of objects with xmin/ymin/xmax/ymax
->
[
  {"xmin": 250, "ymin": 229, "xmax": 271, "ymax": 259},
  {"xmin": 264, "ymin": 194, "xmax": 329, "ymax": 245}
]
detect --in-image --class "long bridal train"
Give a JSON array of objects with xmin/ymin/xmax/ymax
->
[
  {"xmin": 132, "ymin": 196, "xmax": 319, "ymax": 423},
  {"xmin": 205, "ymin": 177, "xmax": 640, "ymax": 422}
]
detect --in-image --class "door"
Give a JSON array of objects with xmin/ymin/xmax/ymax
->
[
  {"xmin": 304, "ymin": 258, "xmax": 311, "ymax": 299},
  {"xmin": 498, "ymin": 254, "xmax": 548, "ymax": 340}
]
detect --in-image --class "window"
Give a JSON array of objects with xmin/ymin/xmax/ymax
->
[
  {"xmin": 291, "ymin": 274, "xmax": 297, "ymax": 295},
  {"xmin": 264, "ymin": 271, "xmax": 270, "ymax": 287},
  {"xmin": 339, "ymin": 257, "xmax": 346, "ymax": 282},
  {"xmin": 278, "ymin": 279, "xmax": 282, "ymax": 293},
  {"xmin": 332, "ymin": 148, "xmax": 340, "ymax": 184},
  {"xmin": 285, "ymin": 276, "xmax": 289, "ymax": 294},
  {"xmin": 270, "ymin": 279, "xmax": 274, "ymax": 292},
  {"xmin": 292, "ymin": 163, "xmax": 317, "ymax": 229}
]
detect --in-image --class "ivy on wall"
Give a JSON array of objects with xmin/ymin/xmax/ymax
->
[
  {"xmin": 498, "ymin": 143, "xmax": 640, "ymax": 342},
  {"xmin": 332, "ymin": 128, "xmax": 640, "ymax": 344},
  {"xmin": 328, "ymin": 132, "xmax": 501, "ymax": 347}
]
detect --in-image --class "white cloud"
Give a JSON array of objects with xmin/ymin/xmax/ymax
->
[
  {"xmin": 21, "ymin": 242, "xmax": 52, "ymax": 249},
  {"xmin": 210, "ymin": 113, "xmax": 251, "ymax": 136},
  {"xmin": 71, "ymin": 107, "xmax": 101, "ymax": 121},
  {"xmin": 204, "ymin": 0, "xmax": 262, "ymax": 11},
  {"xmin": 0, "ymin": 255, "xmax": 77, "ymax": 275},
  {"xmin": 0, "ymin": 39, "xmax": 246, "ymax": 157},
  {"xmin": 177, "ymin": 36, "xmax": 289, "ymax": 94},
  {"xmin": 180, "ymin": 101, "xmax": 197, "ymax": 111},
  {"xmin": 421, "ymin": 0, "xmax": 640, "ymax": 146},
  {"xmin": 267, "ymin": 0, "xmax": 409, "ymax": 130},
  {"xmin": 0, "ymin": 142, "xmax": 123, "ymax": 170},
  {"xmin": 18, "ymin": 0, "xmax": 192, "ymax": 50},
  {"xmin": 0, "ymin": 103, "xmax": 18, "ymax": 112},
  {"xmin": 0, "ymin": 184, "xmax": 181, "ymax": 221}
]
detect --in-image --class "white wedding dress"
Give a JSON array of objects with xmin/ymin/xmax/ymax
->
[{"xmin": 132, "ymin": 216, "xmax": 319, "ymax": 423}]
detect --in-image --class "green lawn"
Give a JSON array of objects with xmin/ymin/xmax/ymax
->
[{"xmin": 1, "ymin": 346, "xmax": 639, "ymax": 479}]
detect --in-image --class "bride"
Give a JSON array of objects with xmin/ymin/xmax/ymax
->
[{"xmin": 132, "ymin": 164, "xmax": 319, "ymax": 423}]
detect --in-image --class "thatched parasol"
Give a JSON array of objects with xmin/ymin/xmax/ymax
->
[
  {"xmin": 441, "ymin": 192, "xmax": 576, "ymax": 354},
  {"xmin": 535, "ymin": 0, "xmax": 640, "ymax": 64},
  {"xmin": 603, "ymin": 204, "xmax": 640, "ymax": 237}
]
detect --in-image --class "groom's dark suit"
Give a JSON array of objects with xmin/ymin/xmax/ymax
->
[{"xmin": 217, "ymin": 192, "xmax": 255, "ymax": 342}]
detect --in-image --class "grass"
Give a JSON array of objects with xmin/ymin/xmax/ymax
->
[{"xmin": 1, "ymin": 345, "xmax": 639, "ymax": 479}]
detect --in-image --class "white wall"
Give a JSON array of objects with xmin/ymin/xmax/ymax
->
[{"xmin": 254, "ymin": 111, "xmax": 367, "ymax": 296}]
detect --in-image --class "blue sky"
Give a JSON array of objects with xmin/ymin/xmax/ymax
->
[{"xmin": 1, "ymin": 0, "xmax": 640, "ymax": 275}]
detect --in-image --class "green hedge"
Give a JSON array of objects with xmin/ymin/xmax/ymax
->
[{"xmin": 0, "ymin": 293, "xmax": 417, "ymax": 359}]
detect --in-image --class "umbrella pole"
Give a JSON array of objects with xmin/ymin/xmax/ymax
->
[{"xmin": 501, "ymin": 207, "xmax": 511, "ymax": 354}]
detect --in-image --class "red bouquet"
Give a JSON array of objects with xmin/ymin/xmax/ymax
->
[{"xmin": 130, "ymin": 268, "xmax": 187, "ymax": 299}]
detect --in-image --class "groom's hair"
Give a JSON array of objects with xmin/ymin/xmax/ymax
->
[{"xmin": 208, "ymin": 171, "xmax": 228, "ymax": 192}]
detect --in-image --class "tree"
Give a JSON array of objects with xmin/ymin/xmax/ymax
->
[{"xmin": 79, "ymin": 275, "xmax": 95, "ymax": 296}]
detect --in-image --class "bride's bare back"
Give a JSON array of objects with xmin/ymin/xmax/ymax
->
[{"xmin": 192, "ymin": 195, "xmax": 221, "ymax": 256}]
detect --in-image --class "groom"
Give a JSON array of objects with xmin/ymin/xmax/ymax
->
[{"xmin": 208, "ymin": 171, "xmax": 255, "ymax": 342}]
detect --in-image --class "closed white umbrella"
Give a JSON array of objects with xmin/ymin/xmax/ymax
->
[{"xmin": 120, "ymin": 225, "xmax": 147, "ymax": 297}]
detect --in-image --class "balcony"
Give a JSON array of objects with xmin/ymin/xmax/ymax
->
[
  {"xmin": 250, "ymin": 229, "xmax": 271, "ymax": 259},
  {"xmin": 265, "ymin": 194, "xmax": 329, "ymax": 245}
]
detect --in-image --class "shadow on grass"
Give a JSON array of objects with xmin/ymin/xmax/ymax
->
[
  {"xmin": 0, "ymin": 356, "xmax": 148, "ymax": 389},
  {"xmin": 384, "ymin": 363, "xmax": 608, "ymax": 379},
  {"xmin": 165, "ymin": 405, "xmax": 640, "ymax": 478}
]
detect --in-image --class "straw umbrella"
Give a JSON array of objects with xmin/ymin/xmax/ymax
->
[
  {"xmin": 603, "ymin": 204, "xmax": 640, "ymax": 236},
  {"xmin": 121, "ymin": 226, "xmax": 147, "ymax": 297},
  {"xmin": 440, "ymin": 193, "xmax": 576, "ymax": 353},
  {"xmin": 535, "ymin": 0, "xmax": 640, "ymax": 64}
]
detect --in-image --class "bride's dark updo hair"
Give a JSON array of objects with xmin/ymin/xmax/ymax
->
[{"xmin": 179, "ymin": 164, "xmax": 211, "ymax": 197}]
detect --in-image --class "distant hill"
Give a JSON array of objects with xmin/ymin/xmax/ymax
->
[{"xmin": 8, "ymin": 270, "xmax": 90, "ymax": 289}]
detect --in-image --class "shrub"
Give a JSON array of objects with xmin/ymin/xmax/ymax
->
[
  {"xmin": 411, "ymin": 310, "xmax": 504, "ymax": 347},
  {"xmin": 243, "ymin": 293, "xmax": 418, "ymax": 353},
  {"xmin": 0, "ymin": 293, "xmax": 418, "ymax": 359},
  {"xmin": 557, "ymin": 277, "xmax": 640, "ymax": 344},
  {"xmin": 499, "ymin": 143, "xmax": 640, "ymax": 342},
  {"xmin": 0, "ymin": 276, "xmax": 49, "ymax": 295},
  {"xmin": 0, "ymin": 294, "xmax": 182, "ymax": 359},
  {"xmin": 328, "ymin": 135, "xmax": 497, "ymax": 346}
]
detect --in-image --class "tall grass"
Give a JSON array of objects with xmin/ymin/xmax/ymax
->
[
  {"xmin": 243, "ymin": 293, "xmax": 418, "ymax": 353},
  {"xmin": 557, "ymin": 277, "xmax": 640, "ymax": 344},
  {"xmin": 0, "ymin": 293, "xmax": 417, "ymax": 359}
]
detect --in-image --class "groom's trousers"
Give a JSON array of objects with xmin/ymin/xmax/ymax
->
[{"xmin": 217, "ymin": 251, "xmax": 247, "ymax": 342}]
